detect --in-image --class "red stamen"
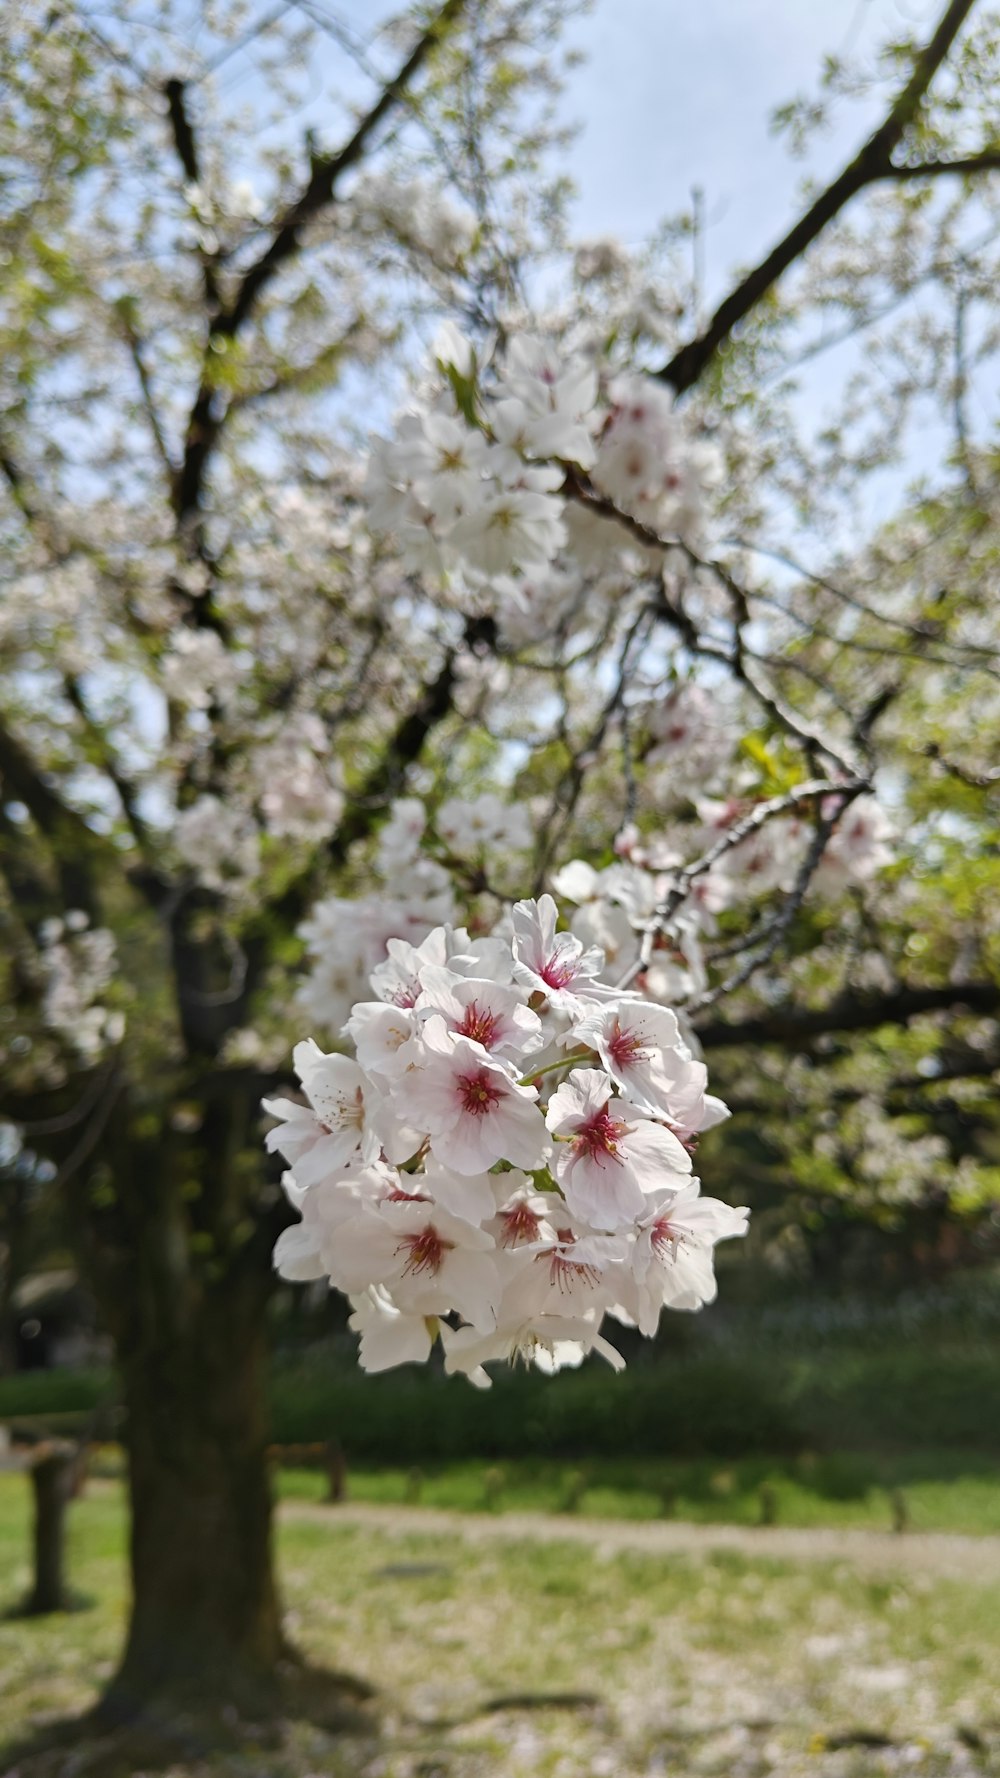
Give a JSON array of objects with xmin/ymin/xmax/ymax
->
[
  {"xmin": 650, "ymin": 1217, "xmax": 681, "ymax": 1261},
  {"xmin": 459, "ymin": 1000, "xmax": 502, "ymax": 1049},
  {"xmin": 398, "ymin": 1226, "xmax": 453, "ymax": 1277},
  {"xmin": 606, "ymin": 1019, "xmax": 648, "ymax": 1072},
  {"xmin": 457, "ymin": 1069, "xmax": 504, "ymax": 1116},
  {"xmin": 499, "ymin": 1202, "xmax": 542, "ymax": 1246},
  {"xmin": 542, "ymin": 1230, "xmax": 600, "ymax": 1292},
  {"xmin": 538, "ymin": 956, "xmax": 576, "ymax": 990},
  {"xmin": 572, "ymin": 1106, "xmax": 626, "ymax": 1165}
]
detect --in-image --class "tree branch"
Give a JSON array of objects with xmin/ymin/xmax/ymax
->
[
  {"xmin": 0, "ymin": 437, "xmax": 62, "ymax": 553},
  {"xmin": 259, "ymin": 637, "xmax": 463, "ymax": 940},
  {"xmin": 725, "ymin": 1046, "xmax": 1000, "ymax": 1119},
  {"xmin": 63, "ymin": 675, "xmax": 151, "ymax": 856},
  {"xmin": 682, "ymin": 793, "xmax": 855, "ymax": 1013},
  {"xmin": 925, "ymin": 742, "xmax": 1000, "ymax": 789},
  {"xmin": 883, "ymin": 148, "xmax": 1000, "ymax": 181},
  {"xmin": 561, "ymin": 466, "xmax": 864, "ymax": 777},
  {"xmin": 658, "ymin": 0, "xmax": 981, "ymax": 394},
  {"xmin": 225, "ymin": 318, "xmax": 366, "ymax": 411},
  {"xmin": 0, "ymin": 717, "xmax": 103, "ymax": 916},
  {"xmin": 115, "ymin": 305, "xmax": 178, "ymax": 487},
  {"xmin": 173, "ymin": 0, "xmax": 466, "ymax": 527},
  {"xmin": 162, "ymin": 78, "xmax": 222, "ymax": 310},
  {"xmin": 696, "ymin": 979, "xmax": 1000, "ymax": 1049}
]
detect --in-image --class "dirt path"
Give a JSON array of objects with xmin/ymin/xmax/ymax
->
[{"xmin": 281, "ymin": 1498, "xmax": 1000, "ymax": 1583}]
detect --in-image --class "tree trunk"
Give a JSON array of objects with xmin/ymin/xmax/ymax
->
[
  {"xmin": 72, "ymin": 1086, "xmax": 292, "ymax": 1724},
  {"xmin": 24, "ymin": 1443, "xmax": 75, "ymax": 1614},
  {"xmin": 100, "ymin": 1292, "xmax": 283, "ymax": 1718}
]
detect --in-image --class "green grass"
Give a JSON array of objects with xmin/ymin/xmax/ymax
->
[
  {"xmin": 274, "ymin": 1448, "xmax": 1000, "ymax": 1535},
  {"xmin": 1, "ymin": 1472, "xmax": 1000, "ymax": 1776}
]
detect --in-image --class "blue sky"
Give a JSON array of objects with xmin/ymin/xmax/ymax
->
[
  {"xmin": 178, "ymin": 0, "xmax": 985, "ymax": 534},
  {"xmin": 564, "ymin": 0, "xmax": 927, "ymax": 282},
  {"xmin": 320, "ymin": 0, "xmax": 940, "ymax": 302}
]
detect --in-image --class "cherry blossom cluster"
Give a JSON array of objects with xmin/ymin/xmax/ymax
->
[
  {"xmin": 291, "ymin": 770, "xmax": 894, "ymax": 1048},
  {"xmin": 37, "ymin": 913, "xmax": 124, "ymax": 1063},
  {"xmin": 296, "ymin": 791, "xmax": 534, "ymax": 1033},
  {"xmin": 691, "ymin": 790, "xmax": 894, "ymax": 905},
  {"xmin": 366, "ymin": 325, "xmax": 712, "ymax": 615},
  {"xmin": 556, "ymin": 785, "xmax": 894, "ymax": 980},
  {"xmin": 349, "ymin": 171, "xmax": 476, "ymax": 267},
  {"xmin": 266, "ymin": 896, "xmax": 748, "ymax": 1384},
  {"xmin": 175, "ymin": 794, "xmax": 260, "ymax": 892}
]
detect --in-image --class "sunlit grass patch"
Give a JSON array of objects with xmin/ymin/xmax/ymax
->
[
  {"xmin": 275, "ymin": 1449, "xmax": 1000, "ymax": 1535},
  {"xmin": 2, "ymin": 1471, "xmax": 1000, "ymax": 1775}
]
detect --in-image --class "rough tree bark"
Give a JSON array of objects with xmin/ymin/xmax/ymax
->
[
  {"xmin": 105, "ymin": 1287, "xmax": 282, "ymax": 1715},
  {"xmin": 24, "ymin": 1443, "xmax": 76, "ymax": 1615},
  {"xmin": 70, "ymin": 1075, "xmax": 292, "ymax": 1721}
]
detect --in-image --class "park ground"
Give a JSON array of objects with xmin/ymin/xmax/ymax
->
[{"xmin": 3, "ymin": 1472, "xmax": 1000, "ymax": 1777}]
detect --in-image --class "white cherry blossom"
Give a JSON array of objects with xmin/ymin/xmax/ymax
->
[
  {"xmin": 329, "ymin": 1198, "xmax": 500, "ymax": 1331},
  {"xmin": 394, "ymin": 1019, "xmax": 548, "ymax": 1175},
  {"xmin": 344, "ymin": 1000, "xmax": 423, "ymax": 1081},
  {"xmin": 348, "ymin": 1288, "xmax": 438, "ymax": 1374},
  {"xmin": 441, "ymin": 1308, "xmax": 626, "ymax": 1387},
  {"xmin": 625, "ymin": 1182, "xmax": 750, "ymax": 1329},
  {"xmin": 262, "ymin": 1040, "xmax": 380, "ymax": 1183},
  {"xmin": 545, "ymin": 1067, "xmax": 691, "ymax": 1229},
  {"xmin": 511, "ymin": 893, "xmax": 606, "ymax": 1011},
  {"xmin": 448, "ymin": 481, "xmax": 567, "ymax": 576},
  {"xmin": 415, "ymin": 967, "xmax": 544, "ymax": 1060},
  {"xmin": 572, "ymin": 1001, "xmax": 729, "ymax": 1131}
]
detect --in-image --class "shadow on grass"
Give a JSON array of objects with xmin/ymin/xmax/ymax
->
[
  {"xmin": 0, "ymin": 1656, "xmax": 378, "ymax": 1777},
  {"xmin": 2, "ymin": 1589, "xmax": 94, "ymax": 1621}
]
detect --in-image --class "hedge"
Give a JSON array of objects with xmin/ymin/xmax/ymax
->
[{"xmin": 4, "ymin": 1342, "xmax": 997, "ymax": 1461}]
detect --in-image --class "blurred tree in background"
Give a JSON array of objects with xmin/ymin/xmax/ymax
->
[{"xmin": 1, "ymin": 0, "xmax": 999, "ymax": 1722}]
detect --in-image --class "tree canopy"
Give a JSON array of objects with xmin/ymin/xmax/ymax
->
[{"xmin": 1, "ymin": 0, "xmax": 999, "ymax": 1713}]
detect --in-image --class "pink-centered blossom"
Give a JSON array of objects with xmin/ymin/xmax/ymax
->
[
  {"xmin": 262, "ymin": 1039, "xmax": 380, "ymax": 1184},
  {"xmin": 511, "ymin": 893, "xmax": 606, "ymax": 1011},
  {"xmin": 626, "ymin": 1182, "xmax": 749, "ymax": 1330},
  {"xmin": 329, "ymin": 1199, "xmax": 500, "ymax": 1330},
  {"xmin": 572, "ymin": 1001, "xmax": 729, "ymax": 1132},
  {"xmin": 393, "ymin": 1018, "xmax": 547, "ymax": 1175},
  {"xmin": 415, "ymin": 967, "xmax": 543, "ymax": 1061},
  {"xmin": 545, "ymin": 1067, "xmax": 690, "ymax": 1229}
]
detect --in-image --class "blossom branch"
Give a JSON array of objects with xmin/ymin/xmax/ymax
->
[
  {"xmin": 533, "ymin": 597, "xmax": 657, "ymax": 888},
  {"xmin": 174, "ymin": 0, "xmax": 467, "ymax": 528},
  {"xmin": 562, "ymin": 467, "xmax": 863, "ymax": 777},
  {"xmin": 658, "ymin": 0, "xmax": 982, "ymax": 395},
  {"xmin": 162, "ymin": 79, "xmax": 222, "ymax": 311},
  {"xmin": 695, "ymin": 979, "xmax": 1000, "ymax": 1049},
  {"xmin": 682, "ymin": 793, "xmax": 855, "ymax": 1013},
  {"xmin": 925, "ymin": 743, "xmax": 1000, "ymax": 789},
  {"xmin": 881, "ymin": 149, "xmax": 1000, "ymax": 182},
  {"xmin": 615, "ymin": 778, "xmax": 869, "ymax": 995}
]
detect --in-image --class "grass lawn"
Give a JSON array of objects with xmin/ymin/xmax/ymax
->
[
  {"xmin": 274, "ymin": 1449, "xmax": 1000, "ymax": 1536},
  {"xmin": 2, "ymin": 1471, "xmax": 1000, "ymax": 1775}
]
